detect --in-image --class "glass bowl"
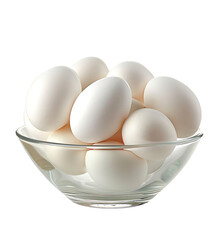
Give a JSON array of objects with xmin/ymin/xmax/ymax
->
[{"xmin": 16, "ymin": 126, "xmax": 203, "ymax": 208}]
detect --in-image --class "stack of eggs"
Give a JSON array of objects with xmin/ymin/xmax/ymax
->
[{"xmin": 24, "ymin": 57, "xmax": 201, "ymax": 191}]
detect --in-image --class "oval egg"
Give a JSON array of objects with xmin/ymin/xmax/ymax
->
[
  {"xmin": 85, "ymin": 141, "xmax": 148, "ymax": 191},
  {"xmin": 122, "ymin": 108, "xmax": 177, "ymax": 169},
  {"xmin": 45, "ymin": 125, "xmax": 86, "ymax": 175},
  {"xmin": 72, "ymin": 57, "xmax": 108, "ymax": 90},
  {"xmin": 108, "ymin": 61, "xmax": 153, "ymax": 102},
  {"xmin": 144, "ymin": 76, "xmax": 202, "ymax": 138},
  {"xmin": 70, "ymin": 76, "xmax": 132, "ymax": 143},
  {"xmin": 26, "ymin": 66, "xmax": 81, "ymax": 131}
]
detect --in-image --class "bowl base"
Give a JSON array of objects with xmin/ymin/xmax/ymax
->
[
  {"xmin": 64, "ymin": 192, "xmax": 154, "ymax": 208},
  {"xmin": 75, "ymin": 201, "xmax": 146, "ymax": 209}
]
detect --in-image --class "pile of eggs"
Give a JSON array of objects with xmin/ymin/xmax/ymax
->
[{"xmin": 24, "ymin": 57, "xmax": 202, "ymax": 191}]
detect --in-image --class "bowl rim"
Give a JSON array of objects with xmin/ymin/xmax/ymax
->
[{"xmin": 16, "ymin": 126, "xmax": 203, "ymax": 149}]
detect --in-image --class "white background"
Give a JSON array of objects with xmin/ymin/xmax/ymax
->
[{"xmin": 0, "ymin": 0, "xmax": 219, "ymax": 239}]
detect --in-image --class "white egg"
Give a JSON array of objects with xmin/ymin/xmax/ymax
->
[
  {"xmin": 45, "ymin": 125, "xmax": 86, "ymax": 175},
  {"xmin": 72, "ymin": 57, "xmax": 108, "ymax": 90},
  {"xmin": 122, "ymin": 108, "xmax": 177, "ymax": 165},
  {"xmin": 107, "ymin": 61, "xmax": 153, "ymax": 102},
  {"xmin": 85, "ymin": 141, "xmax": 148, "ymax": 191},
  {"xmin": 24, "ymin": 112, "xmax": 50, "ymax": 140},
  {"xmin": 109, "ymin": 98, "xmax": 145, "ymax": 142},
  {"xmin": 70, "ymin": 77, "xmax": 132, "ymax": 143},
  {"xmin": 26, "ymin": 66, "xmax": 81, "ymax": 131},
  {"xmin": 144, "ymin": 76, "xmax": 202, "ymax": 138}
]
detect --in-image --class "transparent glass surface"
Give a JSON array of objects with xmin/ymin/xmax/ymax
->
[{"xmin": 16, "ymin": 126, "xmax": 203, "ymax": 208}]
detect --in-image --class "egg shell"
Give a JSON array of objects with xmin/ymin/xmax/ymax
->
[
  {"xmin": 70, "ymin": 76, "xmax": 132, "ymax": 143},
  {"xmin": 45, "ymin": 125, "xmax": 86, "ymax": 175},
  {"xmin": 109, "ymin": 98, "xmax": 145, "ymax": 142},
  {"xmin": 122, "ymin": 108, "xmax": 177, "ymax": 162},
  {"xmin": 107, "ymin": 61, "xmax": 153, "ymax": 102},
  {"xmin": 26, "ymin": 66, "xmax": 81, "ymax": 131},
  {"xmin": 24, "ymin": 112, "xmax": 50, "ymax": 140},
  {"xmin": 144, "ymin": 76, "xmax": 202, "ymax": 138},
  {"xmin": 72, "ymin": 57, "xmax": 108, "ymax": 90},
  {"xmin": 85, "ymin": 141, "xmax": 148, "ymax": 192}
]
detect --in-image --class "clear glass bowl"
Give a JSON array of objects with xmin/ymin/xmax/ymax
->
[{"xmin": 16, "ymin": 126, "xmax": 203, "ymax": 208}]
